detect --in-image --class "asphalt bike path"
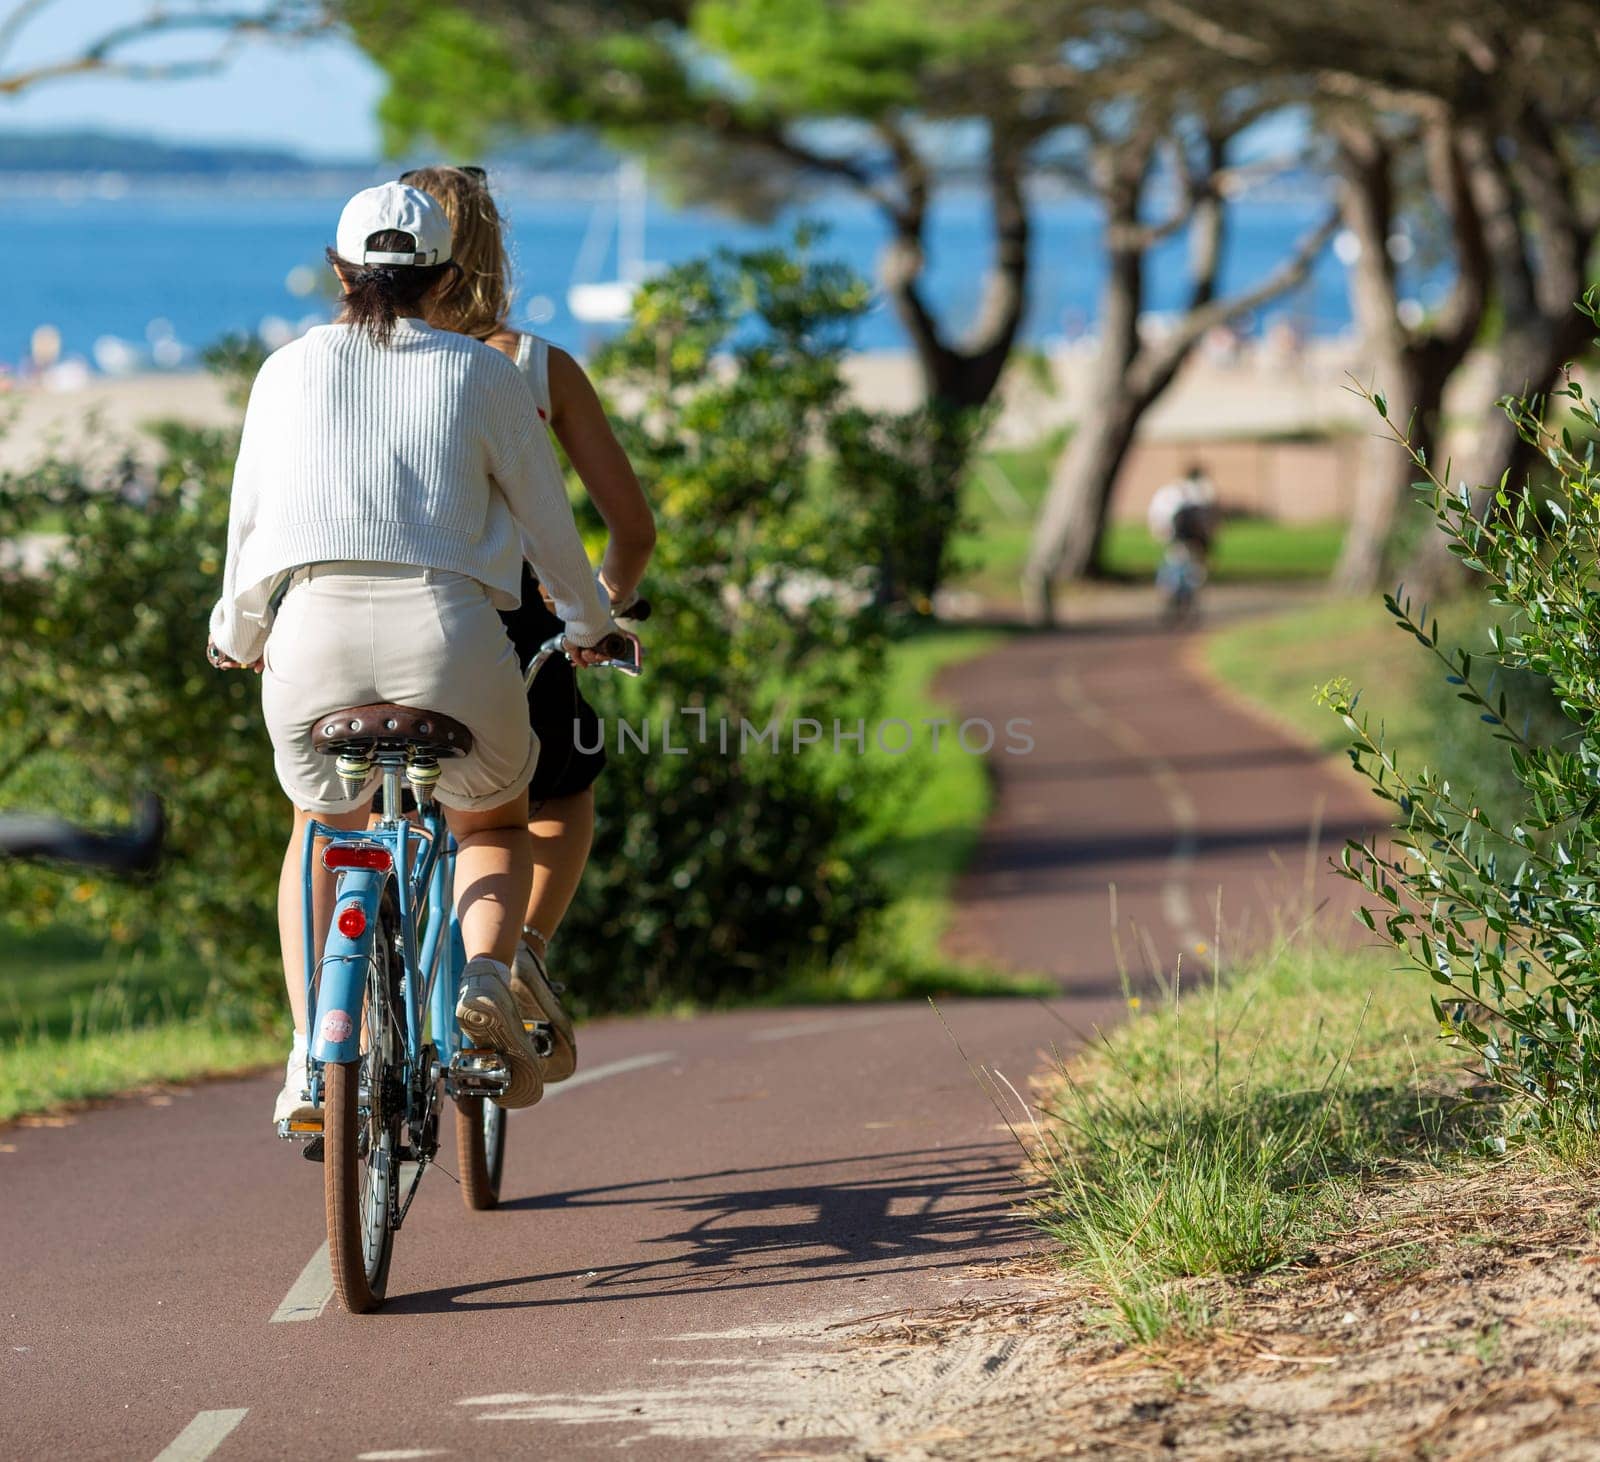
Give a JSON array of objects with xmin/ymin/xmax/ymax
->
[
  {"xmin": 941, "ymin": 601, "xmax": 1376, "ymax": 986},
  {"xmin": 2, "ymin": 600, "xmax": 1377, "ymax": 1459}
]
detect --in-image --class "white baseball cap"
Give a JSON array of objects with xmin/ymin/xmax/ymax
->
[{"xmin": 335, "ymin": 182, "xmax": 452, "ymax": 267}]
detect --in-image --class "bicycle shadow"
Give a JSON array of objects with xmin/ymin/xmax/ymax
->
[{"xmin": 382, "ymin": 1140, "xmax": 1031, "ymax": 1316}]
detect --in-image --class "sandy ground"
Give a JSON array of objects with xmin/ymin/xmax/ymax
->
[
  {"xmin": 562, "ymin": 1161, "xmax": 1600, "ymax": 1460},
  {"xmin": 0, "ymin": 337, "xmax": 1441, "ymax": 475}
]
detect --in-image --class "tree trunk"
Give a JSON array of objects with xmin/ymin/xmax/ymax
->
[
  {"xmin": 1330, "ymin": 127, "xmax": 1407, "ymax": 594},
  {"xmin": 1021, "ymin": 169, "xmax": 1144, "ymax": 621},
  {"xmin": 873, "ymin": 124, "xmax": 1033, "ymax": 603},
  {"xmin": 1330, "ymin": 120, "xmax": 1486, "ymax": 594},
  {"xmin": 1403, "ymin": 309, "xmax": 1592, "ymax": 595},
  {"xmin": 1399, "ymin": 111, "xmax": 1589, "ymax": 597},
  {"xmin": 1021, "ymin": 389, "xmax": 1142, "ymax": 619}
]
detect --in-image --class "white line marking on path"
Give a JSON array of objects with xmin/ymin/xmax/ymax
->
[
  {"xmin": 531, "ymin": 1050, "xmax": 676, "ymax": 1100},
  {"xmin": 1059, "ymin": 671, "xmax": 1209, "ymax": 955},
  {"xmin": 1148, "ymin": 757, "xmax": 1201, "ymax": 946},
  {"xmin": 749, "ymin": 1012, "xmax": 902, "ymax": 1043},
  {"xmin": 151, "ymin": 1409, "xmax": 248, "ymax": 1462},
  {"xmin": 268, "ymin": 1051, "xmax": 676, "ymax": 1323},
  {"xmin": 356, "ymin": 1452, "xmax": 448, "ymax": 1460},
  {"xmin": 269, "ymin": 1242, "xmax": 332, "ymax": 1324}
]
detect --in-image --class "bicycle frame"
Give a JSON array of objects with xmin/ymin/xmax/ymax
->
[{"xmin": 299, "ymin": 787, "xmax": 464, "ymax": 1119}]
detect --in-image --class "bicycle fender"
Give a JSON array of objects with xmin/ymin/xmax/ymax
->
[{"xmin": 312, "ymin": 869, "xmax": 387, "ymax": 1065}]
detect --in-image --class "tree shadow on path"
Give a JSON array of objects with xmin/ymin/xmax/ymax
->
[{"xmin": 384, "ymin": 1141, "xmax": 1030, "ymax": 1316}]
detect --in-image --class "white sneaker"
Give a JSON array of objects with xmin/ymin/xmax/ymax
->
[
  {"xmin": 455, "ymin": 958, "xmax": 544, "ymax": 1109},
  {"xmin": 272, "ymin": 1047, "xmax": 320, "ymax": 1126},
  {"xmin": 510, "ymin": 942, "xmax": 577, "ymax": 1083}
]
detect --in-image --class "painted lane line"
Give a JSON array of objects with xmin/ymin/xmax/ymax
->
[
  {"xmin": 268, "ymin": 1242, "xmax": 332, "ymax": 1324},
  {"xmin": 1058, "ymin": 671, "xmax": 1208, "ymax": 956},
  {"xmin": 151, "ymin": 1409, "xmax": 248, "ymax": 1462},
  {"xmin": 531, "ymin": 1049, "xmax": 676, "ymax": 1101},
  {"xmin": 1148, "ymin": 757, "xmax": 1204, "ymax": 952},
  {"xmin": 750, "ymin": 1012, "xmax": 903, "ymax": 1043},
  {"xmin": 356, "ymin": 1452, "xmax": 448, "ymax": 1460}
]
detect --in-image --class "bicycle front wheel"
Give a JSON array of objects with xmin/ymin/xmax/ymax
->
[
  {"xmin": 325, "ymin": 893, "xmax": 405, "ymax": 1312},
  {"xmin": 455, "ymin": 1095, "xmax": 506, "ymax": 1210}
]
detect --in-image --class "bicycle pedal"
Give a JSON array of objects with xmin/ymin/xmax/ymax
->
[
  {"xmin": 276, "ymin": 1116, "xmax": 324, "ymax": 1140},
  {"xmin": 522, "ymin": 1020, "xmax": 555, "ymax": 1058},
  {"xmin": 444, "ymin": 1048, "xmax": 511, "ymax": 1099},
  {"xmin": 301, "ymin": 1136, "xmax": 325, "ymax": 1164}
]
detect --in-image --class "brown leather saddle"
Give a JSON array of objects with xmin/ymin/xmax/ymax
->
[{"xmin": 310, "ymin": 704, "xmax": 474, "ymax": 759}]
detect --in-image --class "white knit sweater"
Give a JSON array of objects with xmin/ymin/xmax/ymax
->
[{"xmin": 208, "ymin": 318, "xmax": 612, "ymax": 663}]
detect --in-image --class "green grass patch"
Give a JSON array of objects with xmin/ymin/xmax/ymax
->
[
  {"xmin": 956, "ymin": 438, "xmax": 1055, "ymax": 597},
  {"xmin": 1029, "ymin": 940, "xmax": 1481, "ymax": 1342},
  {"xmin": 0, "ymin": 1019, "xmax": 279, "ymax": 1125},
  {"xmin": 1204, "ymin": 595, "xmax": 1431, "ymax": 760},
  {"xmin": 1102, "ymin": 518, "xmax": 1346, "ymax": 583},
  {"xmin": 773, "ymin": 623, "xmax": 1054, "ymax": 1004},
  {"xmin": 0, "ymin": 927, "xmax": 206, "ymax": 1042},
  {"xmin": 1204, "ymin": 592, "xmax": 1567, "ymax": 833},
  {"xmin": 0, "ymin": 925, "xmax": 270, "ymax": 1125}
]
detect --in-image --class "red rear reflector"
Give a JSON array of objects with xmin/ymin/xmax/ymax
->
[
  {"xmin": 322, "ymin": 843, "xmax": 393, "ymax": 872},
  {"xmin": 336, "ymin": 904, "xmax": 367, "ymax": 939}
]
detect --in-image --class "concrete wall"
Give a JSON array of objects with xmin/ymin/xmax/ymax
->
[{"xmin": 1109, "ymin": 435, "xmax": 1361, "ymax": 524}]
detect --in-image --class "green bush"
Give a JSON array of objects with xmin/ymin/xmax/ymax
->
[
  {"xmin": 0, "ymin": 412, "xmax": 282, "ymax": 1020},
  {"xmin": 561, "ymin": 241, "xmax": 904, "ymax": 1006},
  {"xmin": 1408, "ymin": 606, "xmax": 1568, "ymax": 832},
  {"xmin": 1327, "ymin": 288, "xmax": 1600, "ymax": 1127}
]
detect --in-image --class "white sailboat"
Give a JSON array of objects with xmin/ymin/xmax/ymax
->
[{"xmin": 567, "ymin": 159, "xmax": 655, "ymax": 324}]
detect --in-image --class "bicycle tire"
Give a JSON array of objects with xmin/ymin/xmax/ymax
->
[
  {"xmin": 325, "ymin": 890, "xmax": 404, "ymax": 1312},
  {"xmin": 454, "ymin": 1095, "xmax": 507, "ymax": 1210}
]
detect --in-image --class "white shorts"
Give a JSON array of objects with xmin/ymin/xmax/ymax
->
[{"xmin": 261, "ymin": 562, "xmax": 538, "ymax": 814}]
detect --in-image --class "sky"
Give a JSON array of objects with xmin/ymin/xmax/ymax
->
[{"xmin": 0, "ymin": 2, "xmax": 385, "ymax": 159}]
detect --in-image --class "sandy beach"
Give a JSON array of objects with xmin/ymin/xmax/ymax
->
[
  {"xmin": 0, "ymin": 338, "xmax": 1497, "ymax": 530},
  {"xmin": 0, "ymin": 340, "xmax": 1385, "ymax": 464}
]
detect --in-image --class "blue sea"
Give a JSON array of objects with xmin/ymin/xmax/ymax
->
[{"xmin": 8, "ymin": 179, "xmax": 1359, "ymax": 371}]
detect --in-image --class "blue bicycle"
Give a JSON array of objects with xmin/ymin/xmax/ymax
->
[{"xmin": 283, "ymin": 625, "xmax": 641, "ymax": 1312}]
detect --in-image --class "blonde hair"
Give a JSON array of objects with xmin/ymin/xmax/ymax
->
[{"xmin": 403, "ymin": 166, "xmax": 511, "ymax": 339}]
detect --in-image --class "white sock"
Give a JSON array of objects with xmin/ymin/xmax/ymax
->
[{"xmin": 289, "ymin": 1030, "xmax": 307, "ymax": 1064}]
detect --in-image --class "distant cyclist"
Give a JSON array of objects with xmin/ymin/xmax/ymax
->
[{"xmin": 1147, "ymin": 461, "xmax": 1219, "ymax": 624}]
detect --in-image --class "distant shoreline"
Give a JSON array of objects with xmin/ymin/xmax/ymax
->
[
  {"xmin": 0, "ymin": 339, "xmax": 1390, "ymax": 475},
  {"xmin": 1, "ymin": 168, "xmax": 1330, "ymax": 208}
]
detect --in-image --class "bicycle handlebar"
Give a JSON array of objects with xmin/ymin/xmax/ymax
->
[
  {"xmin": 593, "ymin": 632, "xmax": 637, "ymax": 663},
  {"xmin": 522, "ymin": 593, "xmax": 651, "ymax": 689},
  {"xmin": 0, "ymin": 793, "xmax": 164, "ymax": 875}
]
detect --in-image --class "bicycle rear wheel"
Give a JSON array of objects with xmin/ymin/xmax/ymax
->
[
  {"xmin": 325, "ymin": 891, "xmax": 405, "ymax": 1312},
  {"xmin": 455, "ymin": 1095, "xmax": 506, "ymax": 1210}
]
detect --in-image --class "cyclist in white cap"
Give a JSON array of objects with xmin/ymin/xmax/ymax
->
[{"xmin": 206, "ymin": 182, "xmax": 619, "ymax": 1123}]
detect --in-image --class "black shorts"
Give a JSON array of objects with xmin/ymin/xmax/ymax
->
[{"xmin": 500, "ymin": 565, "xmax": 607, "ymax": 804}]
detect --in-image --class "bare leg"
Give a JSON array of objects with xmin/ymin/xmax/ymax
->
[
  {"xmin": 448, "ymin": 790, "xmax": 533, "ymax": 966},
  {"xmin": 522, "ymin": 787, "xmax": 596, "ymax": 958},
  {"xmin": 278, "ymin": 801, "xmax": 375, "ymax": 1035}
]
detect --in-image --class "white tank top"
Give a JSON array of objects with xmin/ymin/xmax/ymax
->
[
  {"xmin": 509, "ymin": 332, "xmax": 568, "ymax": 589},
  {"xmin": 513, "ymin": 332, "xmax": 552, "ymax": 420}
]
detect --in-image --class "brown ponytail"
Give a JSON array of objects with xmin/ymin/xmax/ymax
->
[{"xmin": 326, "ymin": 229, "xmax": 458, "ymax": 347}]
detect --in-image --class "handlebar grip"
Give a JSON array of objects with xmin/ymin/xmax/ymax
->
[
  {"xmin": 595, "ymin": 632, "xmax": 636, "ymax": 661},
  {"xmin": 618, "ymin": 597, "xmax": 651, "ymax": 623}
]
